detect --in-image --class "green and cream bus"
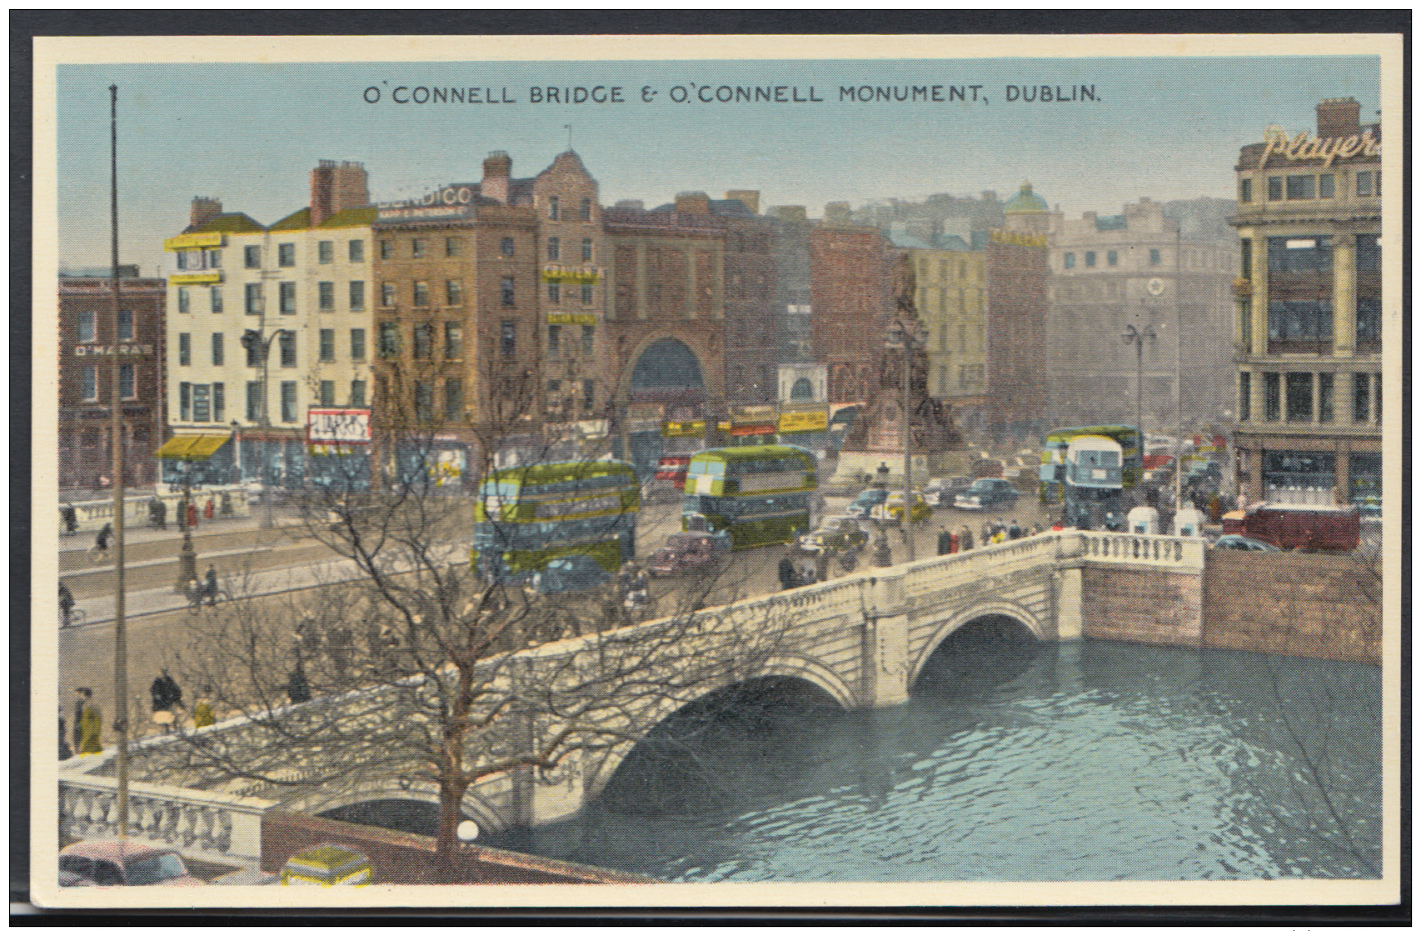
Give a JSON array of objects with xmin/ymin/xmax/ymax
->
[{"xmin": 681, "ymin": 446, "xmax": 817, "ymax": 549}]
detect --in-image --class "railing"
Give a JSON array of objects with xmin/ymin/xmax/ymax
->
[
  {"xmin": 1076, "ymin": 531, "xmax": 1206, "ymax": 568},
  {"xmin": 60, "ymin": 486, "xmax": 249, "ymax": 534},
  {"xmin": 59, "ymin": 771, "xmax": 275, "ymax": 865}
]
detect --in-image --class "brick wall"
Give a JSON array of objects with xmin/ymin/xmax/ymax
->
[
  {"xmin": 1081, "ymin": 565, "xmax": 1203, "ymax": 647},
  {"xmin": 1202, "ymin": 550, "xmax": 1381, "ymax": 664}
]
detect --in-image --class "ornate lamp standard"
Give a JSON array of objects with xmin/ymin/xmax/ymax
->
[
  {"xmin": 1121, "ymin": 322, "xmax": 1157, "ymax": 478},
  {"xmin": 241, "ymin": 327, "xmax": 294, "ymax": 528}
]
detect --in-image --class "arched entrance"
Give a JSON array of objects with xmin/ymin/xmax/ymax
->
[{"xmin": 624, "ymin": 338, "xmax": 708, "ymax": 478}]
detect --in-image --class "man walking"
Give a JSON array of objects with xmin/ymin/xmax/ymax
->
[
  {"xmin": 778, "ymin": 556, "xmax": 797, "ymax": 591},
  {"xmin": 74, "ymin": 687, "xmax": 103, "ymax": 755}
]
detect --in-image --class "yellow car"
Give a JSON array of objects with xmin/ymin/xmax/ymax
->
[
  {"xmin": 872, "ymin": 491, "xmax": 932, "ymax": 525},
  {"xmin": 279, "ymin": 844, "xmax": 373, "ymax": 887}
]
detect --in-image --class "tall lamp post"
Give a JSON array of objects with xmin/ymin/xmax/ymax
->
[
  {"xmin": 885, "ymin": 316, "xmax": 925, "ymax": 564},
  {"xmin": 241, "ymin": 327, "xmax": 293, "ymax": 528},
  {"xmin": 172, "ymin": 459, "xmax": 198, "ymax": 593},
  {"xmin": 1121, "ymin": 322, "xmax": 1157, "ymax": 493}
]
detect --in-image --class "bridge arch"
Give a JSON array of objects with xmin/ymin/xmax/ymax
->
[
  {"xmin": 908, "ymin": 599, "xmax": 1047, "ymax": 692},
  {"xmin": 283, "ymin": 775, "xmax": 512, "ymax": 836}
]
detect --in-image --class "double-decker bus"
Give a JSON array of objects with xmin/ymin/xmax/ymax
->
[
  {"xmin": 472, "ymin": 460, "xmax": 639, "ymax": 579},
  {"xmin": 681, "ymin": 446, "xmax": 816, "ymax": 549},
  {"xmin": 1061, "ymin": 434, "xmax": 1128, "ymax": 530},
  {"xmin": 1039, "ymin": 424, "xmax": 1143, "ymax": 506}
]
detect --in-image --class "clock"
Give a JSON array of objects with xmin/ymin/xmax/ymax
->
[{"xmin": 1147, "ymin": 278, "xmax": 1166, "ymax": 297}]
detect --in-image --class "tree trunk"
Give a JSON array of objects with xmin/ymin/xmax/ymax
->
[{"xmin": 434, "ymin": 770, "xmax": 471, "ymax": 883}]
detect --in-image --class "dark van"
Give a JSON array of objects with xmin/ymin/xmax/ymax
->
[{"xmin": 1220, "ymin": 503, "xmax": 1360, "ymax": 552}]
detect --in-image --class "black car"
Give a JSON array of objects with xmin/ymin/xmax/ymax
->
[{"xmin": 954, "ymin": 478, "xmax": 1020, "ymax": 511}]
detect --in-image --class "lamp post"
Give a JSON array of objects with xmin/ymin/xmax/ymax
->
[
  {"xmin": 172, "ymin": 460, "xmax": 198, "ymax": 594},
  {"xmin": 1121, "ymin": 322, "xmax": 1157, "ymax": 494},
  {"xmin": 230, "ymin": 419, "xmax": 242, "ymax": 484},
  {"xmin": 885, "ymin": 316, "xmax": 925, "ymax": 564},
  {"xmin": 241, "ymin": 327, "xmax": 293, "ymax": 529}
]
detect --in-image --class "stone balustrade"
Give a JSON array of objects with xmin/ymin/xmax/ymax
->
[
  {"xmin": 1077, "ymin": 530, "xmax": 1206, "ymax": 568},
  {"xmin": 60, "ymin": 486, "xmax": 249, "ymax": 534},
  {"xmin": 59, "ymin": 771, "xmax": 275, "ymax": 865}
]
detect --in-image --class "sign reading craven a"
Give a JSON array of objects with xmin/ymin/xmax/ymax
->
[{"xmin": 1259, "ymin": 125, "xmax": 1382, "ymax": 169}]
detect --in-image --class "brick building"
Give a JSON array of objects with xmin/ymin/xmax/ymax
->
[
  {"xmin": 985, "ymin": 184, "xmax": 1052, "ymax": 437},
  {"xmin": 58, "ymin": 268, "xmax": 166, "ymax": 489},
  {"xmin": 809, "ymin": 224, "xmax": 896, "ymax": 406}
]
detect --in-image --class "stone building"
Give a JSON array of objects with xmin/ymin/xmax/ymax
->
[
  {"xmin": 58, "ymin": 268, "xmax": 166, "ymax": 489},
  {"xmin": 985, "ymin": 183, "xmax": 1052, "ymax": 438},
  {"xmin": 1230, "ymin": 96, "xmax": 1382, "ymax": 509}
]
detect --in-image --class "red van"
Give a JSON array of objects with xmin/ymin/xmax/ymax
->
[{"xmin": 1220, "ymin": 503, "xmax": 1360, "ymax": 552}]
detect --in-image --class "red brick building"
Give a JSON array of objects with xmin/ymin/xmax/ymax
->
[
  {"xmin": 985, "ymin": 232, "xmax": 1050, "ymax": 436},
  {"xmin": 808, "ymin": 225, "xmax": 896, "ymax": 405},
  {"xmin": 58, "ymin": 269, "xmax": 167, "ymax": 489}
]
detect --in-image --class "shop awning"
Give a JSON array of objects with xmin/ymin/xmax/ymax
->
[{"xmin": 155, "ymin": 433, "xmax": 231, "ymax": 461}]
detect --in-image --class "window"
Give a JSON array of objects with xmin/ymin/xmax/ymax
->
[
  {"xmin": 1239, "ymin": 298, "xmax": 1252, "ymax": 347},
  {"xmin": 582, "ymin": 378, "xmax": 595, "ymax": 412},
  {"xmin": 1240, "ymin": 238, "xmax": 1252, "ymax": 279},
  {"xmin": 444, "ymin": 377, "xmax": 463, "ymax": 421},
  {"xmin": 349, "ymin": 380, "xmax": 366, "ymax": 408},
  {"xmin": 207, "ymin": 249, "xmax": 221, "ymax": 268},
  {"xmin": 500, "ymin": 237, "xmax": 514, "ymax": 257},
  {"xmin": 1263, "ymin": 372, "xmax": 1280, "ymax": 421},
  {"xmin": 581, "ymin": 238, "xmax": 593, "ymax": 261},
  {"xmin": 278, "ymin": 331, "xmax": 296, "ymax": 367},
  {"xmin": 548, "ymin": 281, "xmax": 560, "ymax": 303},
  {"xmin": 245, "ymin": 283, "xmax": 262, "ymax": 315},
  {"xmin": 176, "ymin": 251, "xmax": 189, "ymax": 271},
  {"xmin": 413, "ymin": 280, "xmax": 429, "ymax": 307},
  {"xmin": 318, "ymin": 241, "xmax": 333, "ymax": 264},
  {"xmin": 319, "ymin": 328, "xmax": 335, "ymax": 362},
  {"xmin": 445, "ymin": 279, "xmax": 463, "ymax": 306},
  {"xmin": 1149, "ymin": 248, "xmax": 1161, "ymax": 265},
  {"xmin": 413, "ymin": 323, "xmax": 433, "ymax": 360},
  {"xmin": 582, "ymin": 325, "xmax": 594, "ymax": 355},
  {"xmin": 80, "ymin": 365, "xmax": 98, "ymax": 401},
  {"xmin": 379, "ymin": 322, "xmax": 400, "ymax": 358},
  {"xmin": 500, "ymin": 320, "xmax": 516, "ymax": 358},
  {"xmin": 1356, "ymin": 171, "xmax": 1373, "ymax": 197},
  {"xmin": 280, "ymin": 381, "xmax": 297, "ymax": 423},
  {"xmin": 117, "ymin": 308, "xmax": 134, "ymax": 340},
  {"xmin": 379, "ymin": 240, "xmax": 393, "ymax": 260},
  {"xmin": 1318, "ymin": 372, "xmax": 1334, "ymax": 422},
  {"xmin": 1353, "ymin": 373, "xmax": 1370, "ymax": 422},
  {"xmin": 318, "ymin": 281, "xmax": 335, "ymax": 311},
  {"xmin": 244, "ymin": 245, "xmax": 261, "ymax": 268},
  {"xmin": 1239, "ymin": 178, "xmax": 1252, "ymax": 202},
  {"xmin": 1268, "ymin": 236, "xmax": 1332, "ymax": 274},
  {"xmin": 1267, "ymin": 176, "xmax": 1283, "ymax": 201},
  {"xmin": 278, "ymin": 243, "xmax": 295, "ymax": 267},
  {"xmin": 501, "ymin": 276, "xmax": 515, "ymax": 306},
  {"xmin": 548, "ymin": 195, "xmax": 559, "ymax": 220},
  {"xmin": 246, "ymin": 382, "xmax": 261, "ymax": 422},
  {"xmin": 547, "ymin": 237, "xmax": 560, "ymax": 260},
  {"xmin": 1084, "ymin": 251, "xmax": 1096, "ymax": 267},
  {"xmin": 1356, "ymin": 297, "xmax": 1381, "ymax": 346},
  {"xmin": 348, "ymin": 280, "xmax": 364, "ymax": 311},
  {"xmin": 243, "ymin": 333, "xmax": 259, "ymax": 367},
  {"xmin": 1238, "ymin": 371, "xmax": 1250, "ymax": 421},
  {"xmin": 210, "ymin": 286, "xmax": 223, "ymax": 314},
  {"xmin": 117, "ymin": 363, "xmax": 136, "ymax": 399},
  {"xmin": 212, "ymin": 382, "xmax": 225, "ymax": 421},
  {"xmin": 350, "ymin": 328, "xmax": 366, "ymax": 361},
  {"xmin": 211, "ymin": 332, "xmax": 224, "ymax": 366},
  {"xmin": 444, "ymin": 322, "xmax": 462, "ymax": 360},
  {"xmin": 581, "ymin": 283, "xmax": 593, "ymax": 304},
  {"xmin": 349, "ymin": 239, "xmax": 364, "ymax": 262},
  {"xmin": 1062, "ymin": 253, "xmax": 1075, "ymax": 270},
  {"xmin": 192, "ymin": 384, "xmax": 210, "ymax": 422},
  {"xmin": 1285, "ymin": 372, "xmax": 1313, "ymax": 422},
  {"xmin": 445, "ymin": 236, "xmax": 459, "ymax": 257},
  {"xmin": 319, "ymin": 380, "xmax": 335, "ymax": 406},
  {"xmin": 78, "ymin": 310, "xmax": 96, "ymax": 343},
  {"xmin": 1319, "ymin": 174, "xmax": 1335, "ymax": 198},
  {"xmin": 279, "ymin": 282, "xmax": 296, "ymax": 315},
  {"xmin": 547, "ymin": 324, "xmax": 561, "ymax": 358},
  {"xmin": 1268, "ymin": 300, "xmax": 1333, "ymax": 346},
  {"xmin": 380, "ymin": 282, "xmax": 397, "ymax": 308},
  {"xmin": 1106, "ymin": 250, "xmax": 1118, "ymax": 267},
  {"xmin": 178, "ymin": 287, "xmax": 190, "ymax": 314},
  {"xmin": 414, "ymin": 380, "xmax": 434, "ymax": 421},
  {"xmin": 580, "ymin": 197, "xmax": 591, "ymax": 221},
  {"xmin": 178, "ymin": 332, "xmax": 191, "ymax": 366},
  {"xmin": 179, "ymin": 382, "xmax": 191, "ymax": 420},
  {"xmin": 411, "ymin": 238, "xmax": 425, "ymax": 258},
  {"xmin": 1285, "ymin": 175, "xmax": 1315, "ymax": 199}
]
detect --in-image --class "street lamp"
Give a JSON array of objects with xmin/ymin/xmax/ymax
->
[
  {"xmin": 884, "ymin": 316, "xmax": 926, "ymax": 564},
  {"xmin": 1121, "ymin": 322, "xmax": 1157, "ymax": 482},
  {"xmin": 241, "ymin": 327, "xmax": 294, "ymax": 528},
  {"xmin": 172, "ymin": 460, "xmax": 199, "ymax": 593}
]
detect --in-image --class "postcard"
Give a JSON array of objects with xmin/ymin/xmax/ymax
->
[{"xmin": 29, "ymin": 30, "xmax": 1403, "ymax": 912}]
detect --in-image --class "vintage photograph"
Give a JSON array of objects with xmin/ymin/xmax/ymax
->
[{"xmin": 30, "ymin": 31, "xmax": 1401, "ymax": 909}]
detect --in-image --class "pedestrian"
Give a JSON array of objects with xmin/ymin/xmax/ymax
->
[
  {"xmin": 204, "ymin": 497, "xmax": 215, "ymax": 520},
  {"xmin": 778, "ymin": 556, "xmax": 797, "ymax": 591},
  {"xmin": 59, "ymin": 714, "xmax": 73, "ymax": 761},
  {"xmin": 959, "ymin": 525, "xmax": 973, "ymax": 551},
  {"xmin": 1008, "ymin": 519, "xmax": 1022, "ymax": 540},
  {"xmin": 91, "ymin": 522, "xmax": 113, "ymax": 559},
  {"xmin": 286, "ymin": 662, "xmax": 311, "ymax": 704},
  {"xmin": 192, "ymin": 688, "xmax": 216, "ymax": 728},
  {"xmin": 148, "ymin": 497, "xmax": 166, "ymax": 529},
  {"xmin": 936, "ymin": 526, "xmax": 952, "ymax": 556},
  {"xmin": 59, "ymin": 582, "xmax": 75, "ymax": 627},
  {"xmin": 220, "ymin": 491, "xmax": 233, "ymax": 517},
  {"xmin": 61, "ymin": 504, "xmax": 78, "ymax": 535},
  {"xmin": 150, "ymin": 668, "xmax": 184, "ymax": 714},
  {"xmin": 327, "ymin": 626, "xmax": 353, "ymax": 683},
  {"xmin": 202, "ymin": 565, "xmax": 219, "ymax": 606},
  {"xmin": 74, "ymin": 687, "xmax": 102, "ymax": 755},
  {"xmin": 979, "ymin": 522, "xmax": 991, "ymax": 548}
]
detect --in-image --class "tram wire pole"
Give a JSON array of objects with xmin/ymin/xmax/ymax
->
[{"xmin": 108, "ymin": 83, "xmax": 129, "ymax": 838}]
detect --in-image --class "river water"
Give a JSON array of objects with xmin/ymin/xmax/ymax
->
[{"xmin": 483, "ymin": 634, "xmax": 1382, "ymax": 882}]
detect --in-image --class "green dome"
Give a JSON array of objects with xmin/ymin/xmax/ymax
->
[{"xmin": 1004, "ymin": 181, "xmax": 1048, "ymax": 214}]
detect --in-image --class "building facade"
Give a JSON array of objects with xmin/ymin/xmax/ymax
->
[
  {"xmin": 1230, "ymin": 97, "xmax": 1382, "ymax": 509},
  {"xmin": 809, "ymin": 224, "xmax": 896, "ymax": 407},
  {"xmin": 985, "ymin": 184, "xmax": 1052, "ymax": 438},
  {"xmin": 58, "ymin": 268, "xmax": 166, "ymax": 489}
]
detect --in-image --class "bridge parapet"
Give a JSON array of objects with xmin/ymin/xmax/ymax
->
[{"xmin": 1077, "ymin": 531, "xmax": 1206, "ymax": 570}]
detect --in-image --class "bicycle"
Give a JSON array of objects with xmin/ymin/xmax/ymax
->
[
  {"xmin": 60, "ymin": 606, "xmax": 87, "ymax": 628},
  {"xmin": 185, "ymin": 585, "xmax": 232, "ymax": 614}
]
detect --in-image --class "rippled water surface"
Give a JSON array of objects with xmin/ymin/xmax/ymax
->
[{"xmin": 485, "ymin": 639, "xmax": 1382, "ymax": 882}]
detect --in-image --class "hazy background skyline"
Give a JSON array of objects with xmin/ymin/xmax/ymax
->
[{"xmin": 54, "ymin": 56, "xmax": 1380, "ymax": 273}]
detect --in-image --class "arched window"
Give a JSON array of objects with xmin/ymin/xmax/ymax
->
[{"xmin": 790, "ymin": 377, "xmax": 814, "ymax": 401}]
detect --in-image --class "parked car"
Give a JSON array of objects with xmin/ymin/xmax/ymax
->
[
  {"xmin": 954, "ymin": 478, "xmax": 1021, "ymax": 511},
  {"xmin": 1220, "ymin": 503, "xmax": 1360, "ymax": 552},
  {"xmin": 873, "ymin": 491, "xmax": 932, "ymax": 525},
  {"xmin": 58, "ymin": 840, "xmax": 205, "ymax": 886},
  {"xmin": 794, "ymin": 516, "xmax": 870, "ymax": 555},
  {"xmin": 647, "ymin": 531, "xmax": 728, "ymax": 577},
  {"xmin": 845, "ymin": 487, "xmax": 889, "ymax": 518},
  {"xmin": 527, "ymin": 555, "xmax": 613, "ymax": 595},
  {"xmin": 923, "ymin": 476, "xmax": 973, "ymax": 508},
  {"xmin": 1212, "ymin": 534, "xmax": 1281, "ymax": 552},
  {"xmin": 278, "ymin": 844, "xmax": 373, "ymax": 887}
]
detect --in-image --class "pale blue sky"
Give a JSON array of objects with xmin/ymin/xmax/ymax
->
[{"xmin": 54, "ymin": 56, "xmax": 1379, "ymax": 272}]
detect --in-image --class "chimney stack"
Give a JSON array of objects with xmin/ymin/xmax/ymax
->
[
  {"xmin": 482, "ymin": 151, "xmax": 512, "ymax": 204},
  {"xmin": 724, "ymin": 190, "xmax": 760, "ymax": 214},
  {"xmin": 310, "ymin": 160, "xmax": 370, "ymax": 226},
  {"xmin": 674, "ymin": 192, "xmax": 710, "ymax": 215},
  {"xmin": 1316, "ymin": 97, "xmax": 1361, "ymax": 138},
  {"xmin": 190, "ymin": 197, "xmax": 222, "ymax": 229}
]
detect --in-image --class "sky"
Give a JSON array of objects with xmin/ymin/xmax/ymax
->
[{"xmin": 52, "ymin": 55, "xmax": 1380, "ymax": 274}]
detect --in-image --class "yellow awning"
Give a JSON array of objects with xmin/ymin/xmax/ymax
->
[{"xmin": 155, "ymin": 434, "xmax": 231, "ymax": 461}]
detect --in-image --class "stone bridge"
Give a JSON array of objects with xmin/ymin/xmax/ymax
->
[{"xmin": 67, "ymin": 531, "xmax": 1291, "ymax": 856}]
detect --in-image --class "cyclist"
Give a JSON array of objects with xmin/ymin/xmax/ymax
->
[{"xmin": 59, "ymin": 582, "xmax": 75, "ymax": 627}]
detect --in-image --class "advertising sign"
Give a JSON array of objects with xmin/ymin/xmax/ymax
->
[{"xmin": 306, "ymin": 408, "xmax": 371, "ymax": 445}]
